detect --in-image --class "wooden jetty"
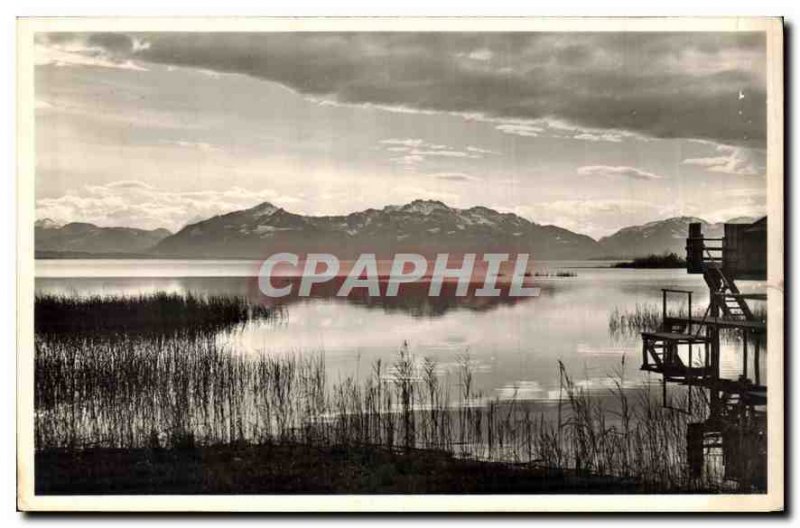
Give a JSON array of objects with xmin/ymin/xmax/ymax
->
[{"xmin": 640, "ymin": 217, "xmax": 767, "ymax": 489}]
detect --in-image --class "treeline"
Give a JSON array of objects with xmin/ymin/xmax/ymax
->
[{"xmin": 613, "ymin": 253, "xmax": 686, "ymax": 269}]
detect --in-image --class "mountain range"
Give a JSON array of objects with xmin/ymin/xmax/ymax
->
[
  {"xmin": 595, "ymin": 215, "xmax": 757, "ymax": 258},
  {"xmin": 150, "ymin": 200, "xmax": 599, "ymax": 259},
  {"xmin": 35, "ymin": 220, "xmax": 172, "ymax": 255},
  {"xmin": 34, "ymin": 202, "xmax": 761, "ymax": 260}
]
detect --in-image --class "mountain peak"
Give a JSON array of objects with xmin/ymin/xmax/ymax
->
[
  {"xmin": 398, "ymin": 199, "xmax": 452, "ymax": 215},
  {"xmin": 248, "ymin": 202, "xmax": 279, "ymax": 213},
  {"xmin": 152, "ymin": 199, "xmax": 601, "ymax": 259},
  {"xmin": 726, "ymin": 216, "xmax": 758, "ymax": 224},
  {"xmin": 597, "ymin": 216, "xmax": 724, "ymax": 258},
  {"xmin": 247, "ymin": 201, "xmax": 280, "ymax": 215},
  {"xmin": 671, "ymin": 216, "xmax": 707, "ymax": 224},
  {"xmin": 35, "ymin": 218, "xmax": 62, "ymax": 229},
  {"xmin": 409, "ymin": 199, "xmax": 446, "ymax": 206}
]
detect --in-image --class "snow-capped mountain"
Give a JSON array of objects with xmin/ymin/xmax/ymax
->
[
  {"xmin": 596, "ymin": 216, "xmax": 760, "ymax": 258},
  {"xmin": 36, "ymin": 203, "xmax": 763, "ymax": 260},
  {"xmin": 151, "ymin": 199, "xmax": 602, "ymax": 259}
]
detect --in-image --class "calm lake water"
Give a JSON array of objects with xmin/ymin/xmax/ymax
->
[{"xmin": 35, "ymin": 259, "xmax": 768, "ymax": 408}]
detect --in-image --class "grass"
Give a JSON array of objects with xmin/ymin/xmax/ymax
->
[
  {"xmin": 33, "ymin": 294, "xmax": 763, "ymax": 493},
  {"xmin": 532, "ymin": 271, "xmax": 578, "ymax": 278},
  {"xmin": 608, "ymin": 303, "xmax": 686, "ymax": 337},
  {"xmin": 613, "ymin": 253, "xmax": 687, "ymax": 269},
  {"xmin": 35, "ymin": 293, "xmax": 279, "ymax": 334},
  {"xmin": 608, "ymin": 302, "xmax": 768, "ymax": 339},
  {"xmin": 35, "ymin": 333, "xmax": 717, "ymax": 492}
]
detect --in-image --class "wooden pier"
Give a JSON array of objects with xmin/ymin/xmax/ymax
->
[{"xmin": 640, "ymin": 218, "xmax": 767, "ymax": 489}]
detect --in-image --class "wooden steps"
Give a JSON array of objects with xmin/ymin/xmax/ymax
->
[{"xmin": 641, "ymin": 331, "xmax": 711, "ymax": 382}]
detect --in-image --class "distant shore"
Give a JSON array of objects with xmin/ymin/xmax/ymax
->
[
  {"xmin": 35, "ymin": 251, "xmax": 631, "ymax": 265},
  {"xmin": 36, "ymin": 250, "xmax": 180, "ymax": 260},
  {"xmin": 612, "ymin": 253, "xmax": 687, "ymax": 269}
]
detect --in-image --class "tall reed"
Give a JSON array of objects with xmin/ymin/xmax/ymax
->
[
  {"xmin": 36, "ymin": 331, "xmax": 733, "ymax": 491},
  {"xmin": 35, "ymin": 293, "xmax": 279, "ymax": 335},
  {"xmin": 34, "ymin": 294, "xmax": 761, "ymax": 491}
]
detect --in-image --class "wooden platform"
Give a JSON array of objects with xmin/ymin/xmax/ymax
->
[
  {"xmin": 664, "ymin": 316, "xmax": 766, "ymax": 332},
  {"xmin": 667, "ymin": 377, "xmax": 767, "ymax": 403},
  {"xmin": 641, "ymin": 363, "xmax": 713, "ymax": 379},
  {"xmin": 714, "ymin": 379, "xmax": 767, "ymax": 405},
  {"xmin": 641, "ymin": 331, "xmax": 710, "ymax": 343},
  {"xmin": 716, "ymin": 293, "xmax": 767, "ymax": 301}
]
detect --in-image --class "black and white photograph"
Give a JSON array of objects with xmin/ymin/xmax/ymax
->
[{"xmin": 14, "ymin": 16, "xmax": 784, "ymax": 512}]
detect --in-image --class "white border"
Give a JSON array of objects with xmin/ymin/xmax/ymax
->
[{"xmin": 15, "ymin": 16, "xmax": 785, "ymax": 513}]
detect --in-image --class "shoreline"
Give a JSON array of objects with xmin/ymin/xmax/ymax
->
[{"xmin": 36, "ymin": 443, "xmax": 658, "ymax": 495}]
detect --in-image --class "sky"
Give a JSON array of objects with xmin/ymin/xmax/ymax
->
[{"xmin": 34, "ymin": 31, "xmax": 768, "ymax": 239}]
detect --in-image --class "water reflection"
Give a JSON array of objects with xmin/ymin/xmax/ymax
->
[
  {"xmin": 34, "ymin": 259, "xmax": 770, "ymax": 489},
  {"xmin": 36, "ymin": 261, "xmax": 767, "ymax": 404}
]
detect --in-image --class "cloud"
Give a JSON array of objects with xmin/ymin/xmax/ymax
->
[
  {"xmin": 573, "ymin": 132, "xmax": 623, "ymax": 143},
  {"xmin": 492, "ymin": 118, "xmax": 645, "ymax": 143},
  {"xmin": 465, "ymin": 146, "xmax": 498, "ymax": 155},
  {"xmin": 101, "ymin": 180, "xmax": 155, "ymax": 191},
  {"xmin": 34, "ymin": 37, "xmax": 148, "ymax": 71},
  {"xmin": 430, "ymin": 172, "xmax": 479, "ymax": 182},
  {"xmin": 717, "ymin": 187, "xmax": 767, "ymax": 199},
  {"xmin": 514, "ymin": 193, "xmax": 767, "ymax": 239},
  {"xmin": 379, "ymin": 138, "xmax": 496, "ymax": 166},
  {"xmin": 35, "ymin": 32, "xmax": 767, "ymax": 146},
  {"xmin": 684, "ymin": 186, "xmax": 766, "ymax": 222},
  {"xmin": 523, "ymin": 198, "xmax": 656, "ymax": 218},
  {"xmin": 494, "ymin": 122, "xmax": 544, "ymax": 138},
  {"xmin": 577, "ymin": 165, "xmax": 662, "ymax": 181},
  {"xmin": 381, "ymin": 138, "xmax": 427, "ymax": 148},
  {"xmin": 165, "ymin": 140, "xmax": 220, "ymax": 152},
  {"xmin": 35, "ymin": 181, "xmax": 299, "ymax": 231},
  {"xmin": 682, "ymin": 142, "xmax": 763, "ymax": 176},
  {"xmin": 514, "ymin": 198, "xmax": 658, "ymax": 238},
  {"xmin": 701, "ymin": 203, "xmax": 767, "ymax": 223},
  {"xmin": 467, "ymin": 48, "xmax": 494, "ymax": 62}
]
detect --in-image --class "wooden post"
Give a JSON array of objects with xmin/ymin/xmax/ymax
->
[
  {"xmin": 688, "ymin": 344, "xmax": 694, "ymax": 414},
  {"xmin": 742, "ymin": 330, "xmax": 749, "ymax": 381},
  {"xmin": 687, "ymin": 223, "xmax": 704, "ymax": 273},
  {"xmin": 724, "ymin": 224, "xmax": 741, "ymax": 279},
  {"xmin": 687, "ymin": 422, "xmax": 704, "ymax": 478},
  {"xmin": 709, "ymin": 279, "xmax": 721, "ymax": 382},
  {"xmin": 754, "ymin": 337, "xmax": 761, "ymax": 386}
]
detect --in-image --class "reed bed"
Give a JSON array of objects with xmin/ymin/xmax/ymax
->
[
  {"xmin": 608, "ymin": 303, "xmax": 669, "ymax": 337},
  {"xmin": 35, "ymin": 293, "xmax": 762, "ymax": 492},
  {"xmin": 532, "ymin": 271, "xmax": 578, "ymax": 278},
  {"xmin": 608, "ymin": 302, "xmax": 767, "ymax": 340},
  {"xmin": 613, "ymin": 253, "xmax": 686, "ymax": 269},
  {"xmin": 36, "ymin": 333, "xmax": 720, "ymax": 492},
  {"xmin": 35, "ymin": 293, "xmax": 279, "ymax": 334}
]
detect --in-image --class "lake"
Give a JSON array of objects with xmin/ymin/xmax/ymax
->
[{"xmin": 35, "ymin": 259, "xmax": 768, "ymax": 411}]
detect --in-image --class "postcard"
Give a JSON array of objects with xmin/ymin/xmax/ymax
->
[{"xmin": 16, "ymin": 16, "xmax": 784, "ymax": 512}]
